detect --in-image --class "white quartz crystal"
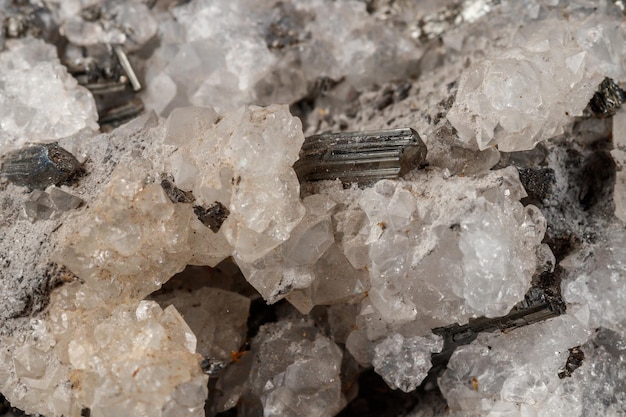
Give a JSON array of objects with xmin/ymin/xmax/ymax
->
[
  {"xmin": 55, "ymin": 161, "xmax": 225, "ymax": 296},
  {"xmin": 3, "ymin": 1, "xmax": 626, "ymax": 415},
  {"xmin": 563, "ymin": 230, "xmax": 626, "ymax": 339},
  {"xmin": 0, "ymin": 290, "xmax": 209, "ymax": 417},
  {"xmin": 0, "ymin": 103, "xmax": 312, "ymax": 416},
  {"xmin": 237, "ymin": 192, "xmax": 369, "ymax": 310},
  {"xmin": 439, "ymin": 314, "xmax": 591, "ymax": 416},
  {"xmin": 448, "ymin": 11, "xmax": 623, "ymax": 151},
  {"xmin": 372, "ymin": 333, "xmax": 443, "ymax": 392},
  {"xmin": 165, "ymin": 104, "xmax": 306, "ymax": 263},
  {"xmin": 577, "ymin": 329, "xmax": 626, "ymax": 417},
  {"xmin": 0, "ymin": 38, "xmax": 98, "ymax": 155}
]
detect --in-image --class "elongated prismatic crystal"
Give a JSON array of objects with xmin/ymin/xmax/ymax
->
[{"xmin": 293, "ymin": 128, "xmax": 427, "ymax": 184}]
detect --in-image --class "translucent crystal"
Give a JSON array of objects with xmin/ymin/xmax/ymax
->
[
  {"xmin": 151, "ymin": 287, "xmax": 250, "ymax": 361},
  {"xmin": 236, "ymin": 193, "xmax": 368, "ymax": 310},
  {"xmin": 611, "ymin": 110, "xmax": 626, "ymax": 222},
  {"xmin": 372, "ymin": 333, "xmax": 443, "ymax": 392},
  {"xmin": 0, "ymin": 38, "xmax": 98, "ymax": 155},
  {"xmin": 243, "ymin": 319, "xmax": 345, "ymax": 417},
  {"xmin": 165, "ymin": 104, "xmax": 305, "ymax": 263},
  {"xmin": 23, "ymin": 187, "xmax": 83, "ymax": 220},
  {"xmin": 439, "ymin": 314, "xmax": 590, "ymax": 416},
  {"xmin": 141, "ymin": 0, "xmax": 420, "ymax": 115},
  {"xmin": 563, "ymin": 230, "xmax": 626, "ymax": 338},
  {"xmin": 54, "ymin": 162, "xmax": 213, "ymax": 296},
  {"xmin": 447, "ymin": 14, "xmax": 622, "ymax": 151}
]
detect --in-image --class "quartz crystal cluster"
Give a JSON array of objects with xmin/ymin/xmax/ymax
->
[
  {"xmin": 447, "ymin": 4, "xmax": 624, "ymax": 151},
  {"xmin": 0, "ymin": 38, "xmax": 98, "ymax": 155},
  {"xmin": 611, "ymin": 110, "xmax": 626, "ymax": 222},
  {"xmin": 1, "ymin": 0, "xmax": 626, "ymax": 417},
  {"xmin": 164, "ymin": 104, "xmax": 306, "ymax": 263},
  {"xmin": 142, "ymin": 0, "xmax": 420, "ymax": 114}
]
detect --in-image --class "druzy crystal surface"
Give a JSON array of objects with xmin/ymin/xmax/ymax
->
[
  {"xmin": 0, "ymin": 38, "xmax": 98, "ymax": 155},
  {"xmin": 1, "ymin": 1, "xmax": 626, "ymax": 417}
]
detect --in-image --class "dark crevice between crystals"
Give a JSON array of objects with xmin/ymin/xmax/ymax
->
[
  {"xmin": 336, "ymin": 369, "xmax": 436, "ymax": 417},
  {"xmin": 0, "ymin": 394, "xmax": 33, "ymax": 417},
  {"xmin": 578, "ymin": 148, "xmax": 616, "ymax": 211},
  {"xmin": 289, "ymin": 76, "xmax": 344, "ymax": 132},
  {"xmin": 518, "ymin": 167, "xmax": 556, "ymax": 206}
]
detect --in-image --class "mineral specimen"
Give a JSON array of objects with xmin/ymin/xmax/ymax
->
[
  {"xmin": 372, "ymin": 333, "xmax": 443, "ymax": 393},
  {"xmin": 1, "ymin": 0, "xmax": 626, "ymax": 416},
  {"xmin": 164, "ymin": 104, "xmax": 306, "ymax": 263},
  {"xmin": 23, "ymin": 187, "xmax": 83, "ymax": 221},
  {"xmin": 587, "ymin": 77, "xmax": 626, "ymax": 118},
  {"xmin": 141, "ymin": 0, "xmax": 420, "ymax": 115}
]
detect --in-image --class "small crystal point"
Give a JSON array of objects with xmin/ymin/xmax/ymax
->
[{"xmin": 293, "ymin": 128, "xmax": 427, "ymax": 184}]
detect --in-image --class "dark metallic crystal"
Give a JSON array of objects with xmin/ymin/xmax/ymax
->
[
  {"xmin": 200, "ymin": 357, "xmax": 227, "ymax": 376},
  {"xmin": 588, "ymin": 77, "xmax": 626, "ymax": 118},
  {"xmin": 293, "ymin": 128, "xmax": 427, "ymax": 184},
  {"xmin": 194, "ymin": 202, "xmax": 230, "ymax": 233},
  {"xmin": 160, "ymin": 174, "xmax": 196, "ymax": 204},
  {"xmin": 558, "ymin": 346, "xmax": 584, "ymax": 379},
  {"xmin": 0, "ymin": 143, "xmax": 82, "ymax": 190},
  {"xmin": 98, "ymin": 98, "xmax": 145, "ymax": 128},
  {"xmin": 431, "ymin": 283, "xmax": 565, "ymax": 368}
]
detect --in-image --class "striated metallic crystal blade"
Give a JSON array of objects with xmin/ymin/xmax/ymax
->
[
  {"xmin": 430, "ymin": 283, "xmax": 565, "ymax": 368},
  {"xmin": 0, "ymin": 143, "xmax": 82, "ymax": 190},
  {"xmin": 293, "ymin": 128, "xmax": 427, "ymax": 184}
]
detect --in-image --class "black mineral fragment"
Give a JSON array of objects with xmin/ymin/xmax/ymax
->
[
  {"xmin": 160, "ymin": 174, "xmax": 196, "ymax": 204},
  {"xmin": 0, "ymin": 143, "xmax": 82, "ymax": 190},
  {"xmin": 194, "ymin": 202, "xmax": 230, "ymax": 233},
  {"xmin": 558, "ymin": 346, "xmax": 584, "ymax": 379},
  {"xmin": 588, "ymin": 77, "xmax": 626, "ymax": 118}
]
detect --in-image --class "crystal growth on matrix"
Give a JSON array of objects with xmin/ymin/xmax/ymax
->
[{"xmin": 293, "ymin": 128, "xmax": 427, "ymax": 184}]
